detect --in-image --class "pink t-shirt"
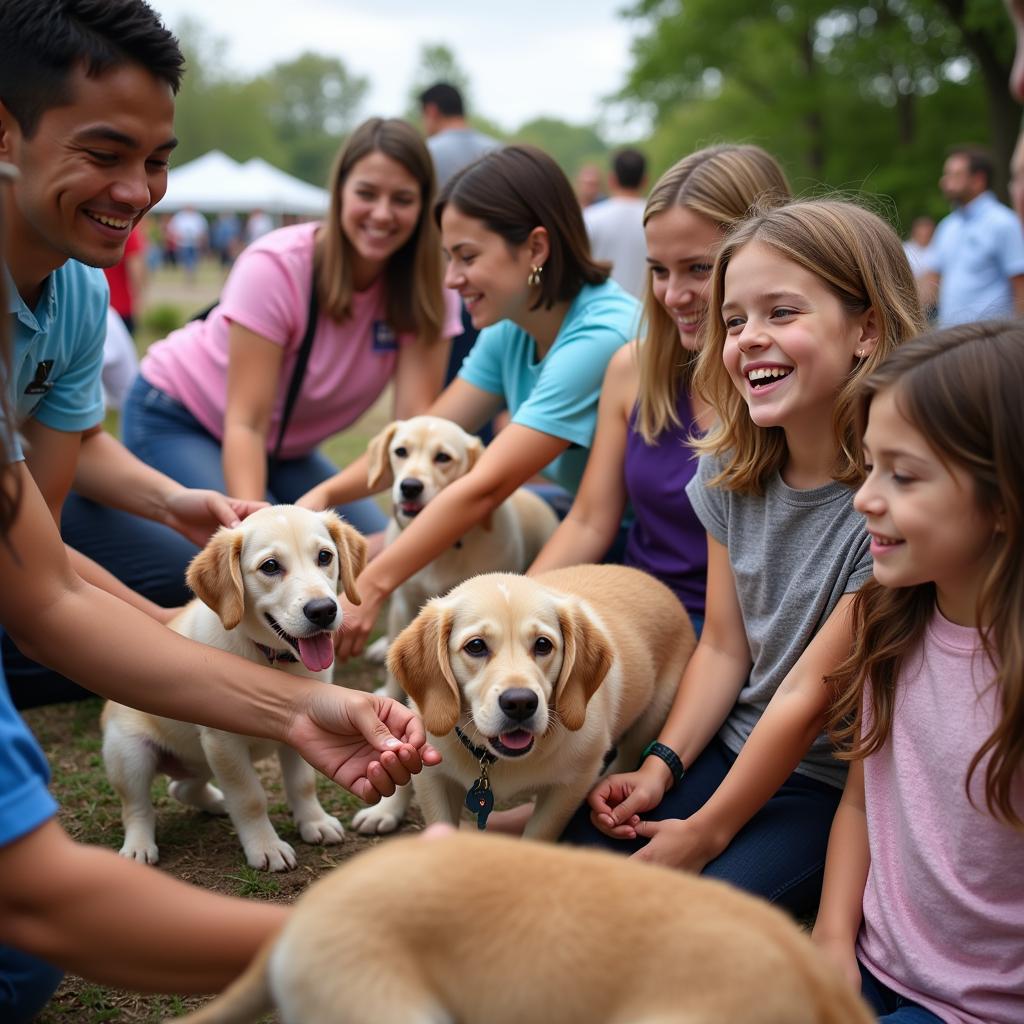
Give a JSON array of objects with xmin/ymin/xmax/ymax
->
[
  {"xmin": 141, "ymin": 222, "xmax": 460, "ymax": 459},
  {"xmin": 857, "ymin": 609, "xmax": 1024, "ymax": 1024}
]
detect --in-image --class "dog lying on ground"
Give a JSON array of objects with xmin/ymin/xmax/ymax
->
[
  {"xmin": 353, "ymin": 564, "xmax": 696, "ymax": 839},
  {"xmin": 362, "ymin": 415, "xmax": 558, "ymax": 696},
  {"xmin": 172, "ymin": 831, "xmax": 875, "ymax": 1024},
  {"xmin": 101, "ymin": 505, "xmax": 366, "ymax": 872}
]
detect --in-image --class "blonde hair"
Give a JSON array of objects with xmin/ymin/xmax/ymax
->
[
  {"xmin": 693, "ymin": 198, "xmax": 925, "ymax": 494},
  {"xmin": 316, "ymin": 117, "xmax": 445, "ymax": 342},
  {"xmin": 636, "ymin": 145, "xmax": 791, "ymax": 443}
]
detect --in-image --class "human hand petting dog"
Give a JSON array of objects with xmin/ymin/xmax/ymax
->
[
  {"xmin": 284, "ymin": 687, "xmax": 441, "ymax": 804},
  {"xmin": 333, "ymin": 587, "xmax": 383, "ymax": 661},
  {"xmin": 630, "ymin": 816, "xmax": 724, "ymax": 872},
  {"xmin": 161, "ymin": 486, "xmax": 267, "ymax": 547},
  {"xmin": 588, "ymin": 765, "xmax": 668, "ymax": 838}
]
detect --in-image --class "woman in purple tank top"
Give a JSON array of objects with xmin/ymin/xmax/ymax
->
[{"xmin": 530, "ymin": 145, "xmax": 792, "ymax": 632}]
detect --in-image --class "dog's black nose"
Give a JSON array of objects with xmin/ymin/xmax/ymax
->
[
  {"xmin": 303, "ymin": 598, "xmax": 338, "ymax": 628},
  {"xmin": 498, "ymin": 688, "xmax": 538, "ymax": 722},
  {"xmin": 399, "ymin": 478, "xmax": 424, "ymax": 499}
]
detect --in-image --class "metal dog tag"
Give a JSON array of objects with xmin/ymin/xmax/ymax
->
[{"xmin": 465, "ymin": 777, "xmax": 494, "ymax": 830}]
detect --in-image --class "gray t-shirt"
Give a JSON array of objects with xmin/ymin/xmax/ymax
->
[
  {"xmin": 427, "ymin": 128, "xmax": 500, "ymax": 190},
  {"xmin": 685, "ymin": 452, "xmax": 872, "ymax": 788}
]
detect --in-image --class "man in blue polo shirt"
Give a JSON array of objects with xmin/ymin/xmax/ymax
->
[
  {"xmin": 1, "ymin": 0, "xmax": 266, "ymax": 706},
  {"xmin": 921, "ymin": 145, "xmax": 1024, "ymax": 326}
]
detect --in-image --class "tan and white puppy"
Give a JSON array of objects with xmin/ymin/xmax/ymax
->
[
  {"xmin": 101, "ymin": 505, "xmax": 367, "ymax": 872},
  {"xmin": 173, "ymin": 832, "xmax": 875, "ymax": 1024},
  {"xmin": 353, "ymin": 564, "xmax": 695, "ymax": 839},
  {"xmin": 363, "ymin": 415, "xmax": 558, "ymax": 695}
]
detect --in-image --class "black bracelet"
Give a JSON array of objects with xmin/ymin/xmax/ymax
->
[{"xmin": 640, "ymin": 740, "xmax": 686, "ymax": 788}]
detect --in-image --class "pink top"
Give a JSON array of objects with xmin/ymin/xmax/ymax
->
[
  {"xmin": 857, "ymin": 609, "xmax": 1024, "ymax": 1024},
  {"xmin": 141, "ymin": 222, "xmax": 461, "ymax": 459}
]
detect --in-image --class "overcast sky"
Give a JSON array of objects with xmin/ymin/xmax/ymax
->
[{"xmin": 149, "ymin": 0, "xmax": 643, "ymax": 134}]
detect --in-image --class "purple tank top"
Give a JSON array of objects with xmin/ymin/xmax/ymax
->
[{"xmin": 623, "ymin": 391, "xmax": 707, "ymax": 617}]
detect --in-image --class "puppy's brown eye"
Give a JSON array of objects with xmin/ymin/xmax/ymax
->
[
  {"xmin": 434, "ymin": 451, "xmax": 452, "ymax": 464},
  {"xmin": 533, "ymin": 636, "xmax": 553, "ymax": 656},
  {"xmin": 464, "ymin": 637, "xmax": 489, "ymax": 657},
  {"xmin": 317, "ymin": 549, "xmax": 333, "ymax": 566},
  {"xmin": 394, "ymin": 446, "xmax": 408, "ymax": 458},
  {"xmin": 259, "ymin": 559, "xmax": 282, "ymax": 576}
]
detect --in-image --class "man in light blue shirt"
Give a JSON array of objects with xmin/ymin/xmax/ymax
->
[{"xmin": 922, "ymin": 146, "xmax": 1024, "ymax": 326}]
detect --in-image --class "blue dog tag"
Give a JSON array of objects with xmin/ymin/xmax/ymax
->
[{"xmin": 465, "ymin": 777, "xmax": 494, "ymax": 830}]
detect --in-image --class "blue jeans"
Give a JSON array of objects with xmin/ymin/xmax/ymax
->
[
  {"xmin": 560, "ymin": 736, "xmax": 842, "ymax": 917},
  {"xmin": 0, "ymin": 945, "xmax": 63, "ymax": 1023},
  {"xmin": 859, "ymin": 962, "xmax": 944, "ymax": 1022}
]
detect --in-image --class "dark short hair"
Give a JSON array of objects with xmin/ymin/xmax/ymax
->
[
  {"xmin": 612, "ymin": 148, "xmax": 646, "ymax": 190},
  {"xmin": 0, "ymin": 0, "xmax": 184, "ymax": 138},
  {"xmin": 947, "ymin": 145, "xmax": 994, "ymax": 188},
  {"xmin": 435, "ymin": 145, "xmax": 610, "ymax": 311},
  {"xmin": 419, "ymin": 82, "xmax": 464, "ymax": 117}
]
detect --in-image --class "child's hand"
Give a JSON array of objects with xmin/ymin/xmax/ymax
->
[
  {"xmin": 811, "ymin": 930, "xmax": 862, "ymax": 993},
  {"xmin": 588, "ymin": 768, "xmax": 666, "ymax": 838},
  {"xmin": 629, "ymin": 817, "xmax": 723, "ymax": 872}
]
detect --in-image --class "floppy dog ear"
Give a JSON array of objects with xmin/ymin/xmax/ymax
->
[
  {"xmin": 388, "ymin": 602, "xmax": 460, "ymax": 736},
  {"xmin": 553, "ymin": 600, "xmax": 614, "ymax": 731},
  {"xmin": 366, "ymin": 421, "xmax": 401, "ymax": 490},
  {"xmin": 186, "ymin": 528, "xmax": 245, "ymax": 630},
  {"xmin": 321, "ymin": 511, "xmax": 367, "ymax": 606}
]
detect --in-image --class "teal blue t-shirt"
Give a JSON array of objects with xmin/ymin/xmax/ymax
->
[
  {"xmin": 5, "ymin": 259, "xmax": 107, "ymax": 460},
  {"xmin": 457, "ymin": 280, "xmax": 639, "ymax": 494}
]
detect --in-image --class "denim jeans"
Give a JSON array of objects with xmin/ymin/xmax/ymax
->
[
  {"xmin": 859, "ymin": 962, "xmax": 944, "ymax": 1022},
  {"xmin": 0, "ymin": 945, "xmax": 63, "ymax": 1023},
  {"xmin": 560, "ymin": 735, "xmax": 842, "ymax": 917}
]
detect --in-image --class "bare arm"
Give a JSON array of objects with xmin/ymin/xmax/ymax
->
[
  {"xmin": 390, "ymin": 331, "xmax": 451, "ymax": 420},
  {"xmin": 222, "ymin": 321, "xmax": 285, "ymax": 501},
  {"xmin": 918, "ymin": 270, "xmax": 940, "ymax": 309},
  {"xmin": 0, "ymin": 820, "xmax": 285, "ymax": 993},
  {"xmin": 1012, "ymin": 274, "xmax": 1024, "ymax": 318},
  {"xmin": 812, "ymin": 758, "xmax": 869, "ymax": 990},
  {"xmin": 529, "ymin": 342, "xmax": 636, "ymax": 574}
]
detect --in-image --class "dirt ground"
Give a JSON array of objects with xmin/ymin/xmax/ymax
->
[{"xmin": 21, "ymin": 657, "xmax": 426, "ymax": 1024}]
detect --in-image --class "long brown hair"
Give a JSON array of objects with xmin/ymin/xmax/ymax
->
[
  {"xmin": 435, "ymin": 145, "xmax": 610, "ymax": 311},
  {"xmin": 693, "ymin": 199, "xmax": 925, "ymax": 494},
  {"xmin": 636, "ymin": 145, "xmax": 791, "ymax": 443},
  {"xmin": 317, "ymin": 117, "xmax": 445, "ymax": 342},
  {"xmin": 827, "ymin": 321, "xmax": 1024, "ymax": 828}
]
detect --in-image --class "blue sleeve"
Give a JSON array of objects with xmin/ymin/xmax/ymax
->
[
  {"xmin": 456, "ymin": 322, "xmax": 506, "ymax": 396},
  {"xmin": 920, "ymin": 220, "xmax": 948, "ymax": 275},
  {"xmin": 0, "ymin": 657, "xmax": 57, "ymax": 848},
  {"xmin": 995, "ymin": 214, "xmax": 1024, "ymax": 277}
]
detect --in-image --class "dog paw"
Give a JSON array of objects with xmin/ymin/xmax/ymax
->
[
  {"xmin": 297, "ymin": 814, "xmax": 345, "ymax": 845},
  {"xmin": 364, "ymin": 636, "xmax": 389, "ymax": 663},
  {"xmin": 244, "ymin": 838, "xmax": 297, "ymax": 872},
  {"xmin": 352, "ymin": 805, "xmax": 402, "ymax": 835},
  {"xmin": 119, "ymin": 840, "xmax": 159, "ymax": 865}
]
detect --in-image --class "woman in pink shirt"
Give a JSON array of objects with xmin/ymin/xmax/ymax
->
[
  {"xmin": 123, "ymin": 117, "xmax": 460, "ymax": 539},
  {"xmin": 815, "ymin": 320, "xmax": 1024, "ymax": 1024}
]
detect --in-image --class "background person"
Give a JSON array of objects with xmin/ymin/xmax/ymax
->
[
  {"xmin": 419, "ymin": 81, "xmax": 499, "ymax": 192},
  {"xmin": 532, "ymin": 144, "xmax": 792, "ymax": 636},
  {"xmin": 582, "ymin": 147, "xmax": 649, "ymax": 299},
  {"xmin": 299, "ymin": 145, "xmax": 639, "ymax": 661},
  {"xmin": 122, "ymin": 117, "xmax": 460, "ymax": 539}
]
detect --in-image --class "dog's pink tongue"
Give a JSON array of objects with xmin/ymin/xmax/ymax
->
[
  {"xmin": 298, "ymin": 633, "xmax": 335, "ymax": 672},
  {"xmin": 500, "ymin": 730, "xmax": 533, "ymax": 750}
]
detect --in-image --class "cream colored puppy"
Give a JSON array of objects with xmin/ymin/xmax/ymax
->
[
  {"xmin": 173, "ymin": 832, "xmax": 875, "ymax": 1024},
  {"xmin": 101, "ymin": 505, "xmax": 366, "ymax": 872},
  {"xmin": 353, "ymin": 565, "xmax": 695, "ymax": 839},
  {"xmin": 362, "ymin": 415, "xmax": 558, "ymax": 694}
]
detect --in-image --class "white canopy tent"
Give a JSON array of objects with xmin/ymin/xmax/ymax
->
[{"xmin": 155, "ymin": 150, "xmax": 329, "ymax": 216}]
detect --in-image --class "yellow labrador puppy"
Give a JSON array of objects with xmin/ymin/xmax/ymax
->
[
  {"xmin": 101, "ymin": 505, "xmax": 366, "ymax": 872},
  {"xmin": 362, "ymin": 415, "xmax": 558, "ymax": 695},
  {"xmin": 172, "ymin": 832, "xmax": 874, "ymax": 1024},
  {"xmin": 353, "ymin": 565, "xmax": 695, "ymax": 839}
]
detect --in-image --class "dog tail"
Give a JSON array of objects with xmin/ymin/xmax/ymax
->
[{"xmin": 167, "ymin": 939, "xmax": 275, "ymax": 1024}]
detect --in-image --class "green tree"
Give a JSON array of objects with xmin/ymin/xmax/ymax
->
[
  {"xmin": 406, "ymin": 43, "xmax": 472, "ymax": 114},
  {"xmin": 512, "ymin": 118, "xmax": 608, "ymax": 179}
]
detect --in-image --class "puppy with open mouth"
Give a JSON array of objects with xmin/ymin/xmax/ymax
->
[
  {"xmin": 101, "ymin": 505, "xmax": 366, "ymax": 871},
  {"xmin": 353, "ymin": 563, "xmax": 696, "ymax": 839}
]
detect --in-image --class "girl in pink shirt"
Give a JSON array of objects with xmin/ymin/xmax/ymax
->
[
  {"xmin": 124, "ymin": 118, "xmax": 459, "ymax": 538},
  {"xmin": 814, "ymin": 320, "xmax": 1024, "ymax": 1024}
]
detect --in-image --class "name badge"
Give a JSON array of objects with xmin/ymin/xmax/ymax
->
[{"xmin": 371, "ymin": 320, "xmax": 398, "ymax": 352}]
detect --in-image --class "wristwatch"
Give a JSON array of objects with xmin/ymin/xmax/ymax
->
[{"xmin": 640, "ymin": 740, "xmax": 686, "ymax": 788}]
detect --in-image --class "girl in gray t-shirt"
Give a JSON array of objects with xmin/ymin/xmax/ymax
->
[{"xmin": 562, "ymin": 199, "xmax": 924, "ymax": 917}]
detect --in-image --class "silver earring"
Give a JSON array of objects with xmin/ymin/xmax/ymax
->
[{"xmin": 527, "ymin": 264, "xmax": 543, "ymax": 287}]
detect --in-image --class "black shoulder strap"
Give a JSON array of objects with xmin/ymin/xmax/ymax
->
[{"xmin": 271, "ymin": 274, "xmax": 319, "ymax": 462}]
